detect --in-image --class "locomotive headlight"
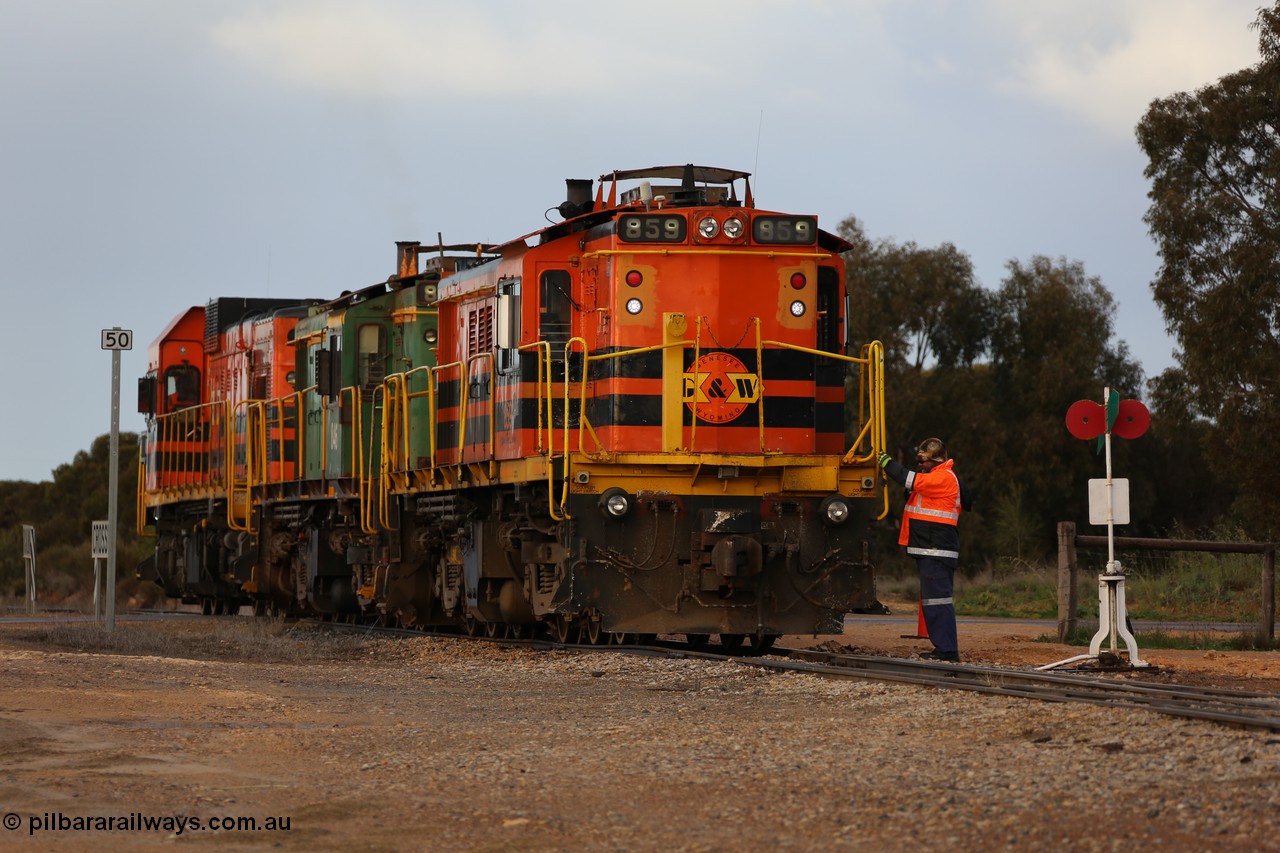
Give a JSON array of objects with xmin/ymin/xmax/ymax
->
[
  {"xmin": 423, "ymin": 327, "xmax": 438, "ymax": 344},
  {"xmin": 600, "ymin": 487, "xmax": 633, "ymax": 519},
  {"xmin": 697, "ymin": 216, "xmax": 719, "ymax": 239},
  {"xmin": 723, "ymin": 217, "xmax": 744, "ymax": 239},
  {"xmin": 789, "ymin": 300, "xmax": 806, "ymax": 317},
  {"xmin": 819, "ymin": 495, "xmax": 851, "ymax": 526},
  {"xmin": 625, "ymin": 298, "xmax": 643, "ymax": 315}
]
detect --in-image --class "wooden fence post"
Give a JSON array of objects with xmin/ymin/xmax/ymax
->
[
  {"xmin": 1057, "ymin": 521, "xmax": 1077, "ymax": 643},
  {"xmin": 1263, "ymin": 547, "xmax": 1275, "ymax": 645}
]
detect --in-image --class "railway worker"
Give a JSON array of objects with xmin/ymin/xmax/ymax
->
[{"xmin": 878, "ymin": 438, "xmax": 973, "ymax": 662}]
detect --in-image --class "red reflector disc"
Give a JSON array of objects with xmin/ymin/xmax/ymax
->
[
  {"xmin": 1065, "ymin": 400, "xmax": 1106, "ymax": 440},
  {"xmin": 1112, "ymin": 400, "xmax": 1151, "ymax": 439}
]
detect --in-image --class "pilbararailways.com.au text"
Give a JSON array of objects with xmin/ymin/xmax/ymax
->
[{"xmin": 7, "ymin": 811, "xmax": 291, "ymax": 836}]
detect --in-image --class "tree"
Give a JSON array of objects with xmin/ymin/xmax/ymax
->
[
  {"xmin": 841, "ymin": 218, "xmax": 1000, "ymax": 570},
  {"xmin": 1137, "ymin": 3, "xmax": 1280, "ymax": 537},
  {"xmin": 840, "ymin": 216, "xmax": 993, "ymax": 373},
  {"xmin": 843, "ymin": 225, "xmax": 1148, "ymax": 568},
  {"xmin": 840, "ymin": 216, "xmax": 996, "ymax": 460},
  {"xmin": 1133, "ymin": 367, "xmax": 1235, "ymax": 533},
  {"xmin": 988, "ymin": 256, "xmax": 1144, "ymax": 554},
  {"xmin": 0, "ymin": 433, "xmax": 144, "ymax": 599}
]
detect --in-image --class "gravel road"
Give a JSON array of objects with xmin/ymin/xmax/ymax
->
[{"xmin": 0, "ymin": 619, "xmax": 1277, "ymax": 852}]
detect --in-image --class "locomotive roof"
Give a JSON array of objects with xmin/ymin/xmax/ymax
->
[{"xmin": 600, "ymin": 165, "xmax": 750, "ymax": 184}]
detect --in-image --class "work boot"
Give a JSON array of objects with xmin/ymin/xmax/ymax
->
[{"xmin": 920, "ymin": 650, "xmax": 960, "ymax": 662}]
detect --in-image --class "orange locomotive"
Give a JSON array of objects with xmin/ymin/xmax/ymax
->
[
  {"xmin": 138, "ymin": 165, "xmax": 887, "ymax": 648},
  {"xmin": 137, "ymin": 298, "xmax": 319, "ymax": 613}
]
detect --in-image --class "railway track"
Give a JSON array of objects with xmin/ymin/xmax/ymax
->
[
  {"xmin": 764, "ymin": 646, "xmax": 1280, "ymax": 733},
  {"xmin": 300, "ymin": 618, "xmax": 1280, "ymax": 733}
]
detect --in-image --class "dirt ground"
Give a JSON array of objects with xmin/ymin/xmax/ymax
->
[
  {"xmin": 0, "ymin": 608, "xmax": 1276, "ymax": 852},
  {"xmin": 834, "ymin": 609, "xmax": 1280, "ymax": 692}
]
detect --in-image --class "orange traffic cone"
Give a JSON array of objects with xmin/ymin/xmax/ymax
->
[{"xmin": 900, "ymin": 601, "xmax": 930, "ymax": 640}]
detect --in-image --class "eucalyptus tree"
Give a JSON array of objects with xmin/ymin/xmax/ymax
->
[
  {"xmin": 988, "ymin": 256, "xmax": 1143, "ymax": 554},
  {"xmin": 1137, "ymin": 3, "xmax": 1280, "ymax": 536}
]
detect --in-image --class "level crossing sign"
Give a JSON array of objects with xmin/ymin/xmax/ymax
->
[{"xmin": 92, "ymin": 520, "xmax": 109, "ymax": 559}]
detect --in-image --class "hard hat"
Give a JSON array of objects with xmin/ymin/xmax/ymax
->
[{"xmin": 916, "ymin": 438, "xmax": 948, "ymax": 464}]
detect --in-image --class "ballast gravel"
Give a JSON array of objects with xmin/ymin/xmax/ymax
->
[{"xmin": 0, "ymin": 630, "xmax": 1277, "ymax": 852}]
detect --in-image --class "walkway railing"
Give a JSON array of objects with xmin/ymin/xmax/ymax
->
[{"xmin": 140, "ymin": 328, "xmax": 887, "ymax": 533}]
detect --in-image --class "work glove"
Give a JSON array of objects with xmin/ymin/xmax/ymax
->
[{"xmin": 877, "ymin": 451, "xmax": 891, "ymax": 469}]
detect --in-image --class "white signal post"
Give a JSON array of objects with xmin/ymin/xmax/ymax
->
[
  {"xmin": 1088, "ymin": 387, "xmax": 1146, "ymax": 666},
  {"xmin": 101, "ymin": 327, "xmax": 132, "ymax": 632},
  {"xmin": 1042, "ymin": 386, "xmax": 1149, "ymax": 671}
]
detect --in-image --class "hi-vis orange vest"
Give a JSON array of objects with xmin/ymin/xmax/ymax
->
[{"xmin": 897, "ymin": 458, "xmax": 963, "ymax": 564}]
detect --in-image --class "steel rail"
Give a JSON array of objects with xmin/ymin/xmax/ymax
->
[{"xmin": 768, "ymin": 646, "xmax": 1280, "ymax": 732}]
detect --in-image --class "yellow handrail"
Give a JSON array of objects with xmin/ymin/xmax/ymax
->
[
  {"xmin": 227, "ymin": 399, "xmax": 258, "ymax": 533},
  {"xmin": 755, "ymin": 337, "xmax": 884, "ymax": 461},
  {"xmin": 517, "ymin": 340, "xmax": 552, "ymax": 454},
  {"xmin": 754, "ymin": 318, "xmax": 766, "ymax": 452},
  {"xmin": 279, "ymin": 330, "xmax": 887, "ymax": 527},
  {"xmin": 563, "ymin": 330, "xmax": 886, "ymax": 470},
  {"xmin": 361, "ymin": 385, "xmax": 384, "ymax": 535},
  {"xmin": 465, "ymin": 352, "xmax": 497, "ymax": 479},
  {"xmin": 143, "ymin": 400, "xmax": 229, "ymax": 496},
  {"xmin": 135, "ymin": 454, "xmax": 152, "ymax": 537},
  {"xmin": 576, "ymin": 338, "xmax": 688, "ymax": 460}
]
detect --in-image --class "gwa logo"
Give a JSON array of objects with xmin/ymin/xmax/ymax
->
[{"xmin": 682, "ymin": 352, "xmax": 759, "ymax": 424}]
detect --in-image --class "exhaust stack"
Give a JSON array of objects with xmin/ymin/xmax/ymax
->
[
  {"xmin": 395, "ymin": 241, "xmax": 420, "ymax": 280},
  {"xmin": 559, "ymin": 179, "xmax": 594, "ymax": 219}
]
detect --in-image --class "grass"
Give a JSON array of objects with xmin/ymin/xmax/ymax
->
[
  {"xmin": 879, "ymin": 547, "xmax": 1279, "ymax": 651},
  {"xmin": 1048, "ymin": 623, "xmax": 1276, "ymax": 652}
]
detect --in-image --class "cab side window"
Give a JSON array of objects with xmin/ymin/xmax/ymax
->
[
  {"xmin": 163, "ymin": 364, "xmax": 201, "ymax": 412},
  {"xmin": 497, "ymin": 277, "xmax": 521, "ymax": 374},
  {"xmin": 357, "ymin": 324, "xmax": 386, "ymax": 391}
]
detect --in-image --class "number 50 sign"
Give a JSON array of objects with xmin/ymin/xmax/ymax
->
[{"xmin": 100, "ymin": 328, "xmax": 132, "ymax": 350}]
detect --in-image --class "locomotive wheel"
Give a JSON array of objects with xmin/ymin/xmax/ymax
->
[
  {"xmin": 551, "ymin": 615, "xmax": 577, "ymax": 644},
  {"xmin": 748, "ymin": 633, "xmax": 778, "ymax": 654},
  {"xmin": 608, "ymin": 632, "xmax": 636, "ymax": 645},
  {"xmin": 719, "ymin": 633, "xmax": 746, "ymax": 652},
  {"xmin": 507, "ymin": 624, "xmax": 529, "ymax": 640},
  {"xmin": 484, "ymin": 621, "xmax": 501, "ymax": 639},
  {"xmin": 585, "ymin": 615, "xmax": 604, "ymax": 646},
  {"xmin": 462, "ymin": 615, "xmax": 481, "ymax": 637},
  {"xmin": 685, "ymin": 633, "xmax": 710, "ymax": 649}
]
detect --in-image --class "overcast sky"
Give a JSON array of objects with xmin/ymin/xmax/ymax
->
[{"xmin": 0, "ymin": 1, "xmax": 1266, "ymax": 483}]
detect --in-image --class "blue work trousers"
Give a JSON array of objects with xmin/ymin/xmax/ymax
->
[{"xmin": 917, "ymin": 557, "xmax": 958, "ymax": 654}]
